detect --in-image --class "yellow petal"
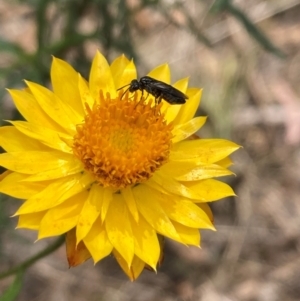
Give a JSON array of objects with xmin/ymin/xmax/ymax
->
[
  {"xmin": 164, "ymin": 78, "xmax": 189, "ymax": 123},
  {"xmin": 173, "ymin": 77, "xmax": 189, "ymax": 94},
  {"xmin": 87, "ymin": 184, "xmax": 104, "ymax": 210},
  {"xmin": 16, "ymin": 211, "xmax": 46, "ymax": 230},
  {"xmin": 66, "ymin": 228, "xmax": 91, "ymax": 267},
  {"xmin": 117, "ymin": 60, "xmax": 137, "ymax": 90},
  {"xmin": 151, "ymin": 172, "xmax": 233, "ymax": 202},
  {"xmin": 216, "ymin": 157, "xmax": 233, "ymax": 168},
  {"xmin": 172, "ymin": 221, "xmax": 201, "ymax": 246},
  {"xmin": 89, "ymin": 51, "xmax": 116, "ymax": 102},
  {"xmin": 83, "ymin": 217, "xmax": 113, "ymax": 263},
  {"xmin": 21, "ymin": 159, "xmax": 82, "ymax": 182},
  {"xmin": 76, "ymin": 184, "xmax": 108, "ymax": 224},
  {"xmin": 171, "ymin": 139, "xmax": 241, "ymax": 164},
  {"xmin": 143, "ymin": 176, "xmax": 172, "ymax": 195},
  {"xmin": 156, "ymin": 235, "xmax": 165, "ymax": 269},
  {"xmin": 110, "ymin": 54, "xmax": 130, "ymax": 81},
  {"xmin": 51, "ymin": 57, "xmax": 84, "ymax": 115},
  {"xmin": 110, "ymin": 55, "xmax": 137, "ymax": 89},
  {"xmin": 0, "ymin": 170, "xmax": 10, "ymax": 181},
  {"xmin": 0, "ymin": 172, "xmax": 47, "ymax": 199},
  {"xmin": 105, "ymin": 194, "xmax": 134, "ymax": 266},
  {"xmin": 7, "ymin": 89, "xmax": 63, "ymax": 131},
  {"xmin": 173, "ymin": 88, "xmax": 202, "ymax": 125},
  {"xmin": 0, "ymin": 150, "xmax": 78, "ymax": 174},
  {"xmin": 113, "ymin": 250, "xmax": 145, "ymax": 281},
  {"xmin": 76, "ymin": 184, "xmax": 101, "ymax": 243},
  {"xmin": 38, "ymin": 190, "xmax": 87, "ymax": 238},
  {"xmin": 197, "ymin": 203, "xmax": 214, "ymax": 223},
  {"xmin": 159, "ymin": 160, "xmax": 198, "ymax": 178},
  {"xmin": 159, "ymin": 196, "xmax": 214, "ymax": 230},
  {"xmin": 9, "ymin": 121, "xmax": 72, "ymax": 153},
  {"xmin": 172, "ymin": 116, "xmax": 207, "ymax": 143},
  {"xmin": 148, "ymin": 64, "xmax": 171, "ymax": 83},
  {"xmin": 25, "ymin": 81, "xmax": 81, "ymax": 134},
  {"xmin": 133, "ymin": 185, "xmax": 182, "ymax": 243},
  {"xmin": 174, "ymin": 164, "xmax": 234, "ymax": 181},
  {"xmin": 130, "ymin": 214, "xmax": 160, "ymax": 270},
  {"xmin": 15, "ymin": 173, "xmax": 93, "ymax": 215},
  {"xmin": 78, "ymin": 74, "xmax": 94, "ymax": 109},
  {"xmin": 51, "ymin": 172, "xmax": 94, "ymax": 203},
  {"xmin": 0, "ymin": 126, "xmax": 46, "ymax": 152},
  {"xmin": 121, "ymin": 186, "xmax": 139, "ymax": 222},
  {"xmin": 101, "ymin": 188, "xmax": 113, "ymax": 221},
  {"xmin": 186, "ymin": 179, "xmax": 236, "ymax": 202},
  {"xmin": 150, "ymin": 172, "xmax": 207, "ymax": 201}
]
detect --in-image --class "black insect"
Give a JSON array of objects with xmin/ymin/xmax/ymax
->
[{"xmin": 117, "ymin": 76, "xmax": 188, "ymax": 105}]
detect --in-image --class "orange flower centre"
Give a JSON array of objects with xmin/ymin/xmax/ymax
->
[{"xmin": 73, "ymin": 93, "xmax": 173, "ymax": 189}]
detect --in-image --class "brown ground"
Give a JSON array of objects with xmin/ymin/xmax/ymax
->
[{"xmin": 1, "ymin": 0, "xmax": 300, "ymax": 300}]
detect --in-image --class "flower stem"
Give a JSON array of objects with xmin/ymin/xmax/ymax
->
[{"xmin": 0, "ymin": 236, "xmax": 65, "ymax": 280}]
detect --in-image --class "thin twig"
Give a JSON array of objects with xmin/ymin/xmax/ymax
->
[{"xmin": 0, "ymin": 236, "xmax": 65, "ymax": 280}]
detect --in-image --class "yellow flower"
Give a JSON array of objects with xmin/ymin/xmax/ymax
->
[{"xmin": 0, "ymin": 51, "xmax": 240, "ymax": 280}]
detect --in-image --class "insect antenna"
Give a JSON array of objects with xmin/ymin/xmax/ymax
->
[
  {"xmin": 117, "ymin": 83, "xmax": 131, "ymax": 91},
  {"xmin": 117, "ymin": 84, "xmax": 131, "ymax": 100}
]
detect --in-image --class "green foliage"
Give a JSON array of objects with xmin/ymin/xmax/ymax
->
[
  {"xmin": 211, "ymin": 0, "xmax": 285, "ymax": 58},
  {"xmin": 0, "ymin": 0, "xmax": 284, "ymax": 106},
  {"xmin": 0, "ymin": 271, "xmax": 24, "ymax": 301}
]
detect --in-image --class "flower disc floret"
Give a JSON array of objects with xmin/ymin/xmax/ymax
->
[{"xmin": 73, "ymin": 93, "xmax": 173, "ymax": 189}]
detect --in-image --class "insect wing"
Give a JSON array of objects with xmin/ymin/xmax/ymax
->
[{"xmin": 151, "ymin": 80, "xmax": 188, "ymax": 104}]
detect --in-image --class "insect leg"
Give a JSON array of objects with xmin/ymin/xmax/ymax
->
[
  {"xmin": 144, "ymin": 92, "xmax": 150, "ymax": 101},
  {"xmin": 140, "ymin": 89, "xmax": 144, "ymax": 101},
  {"xmin": 156, "ymin": 95, "xmax": 163, "ymax": 105}
]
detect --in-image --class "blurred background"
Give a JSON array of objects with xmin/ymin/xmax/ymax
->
[{"xmin": 1, "ymin": 0, "xmax": 300, "ymax": 300}]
